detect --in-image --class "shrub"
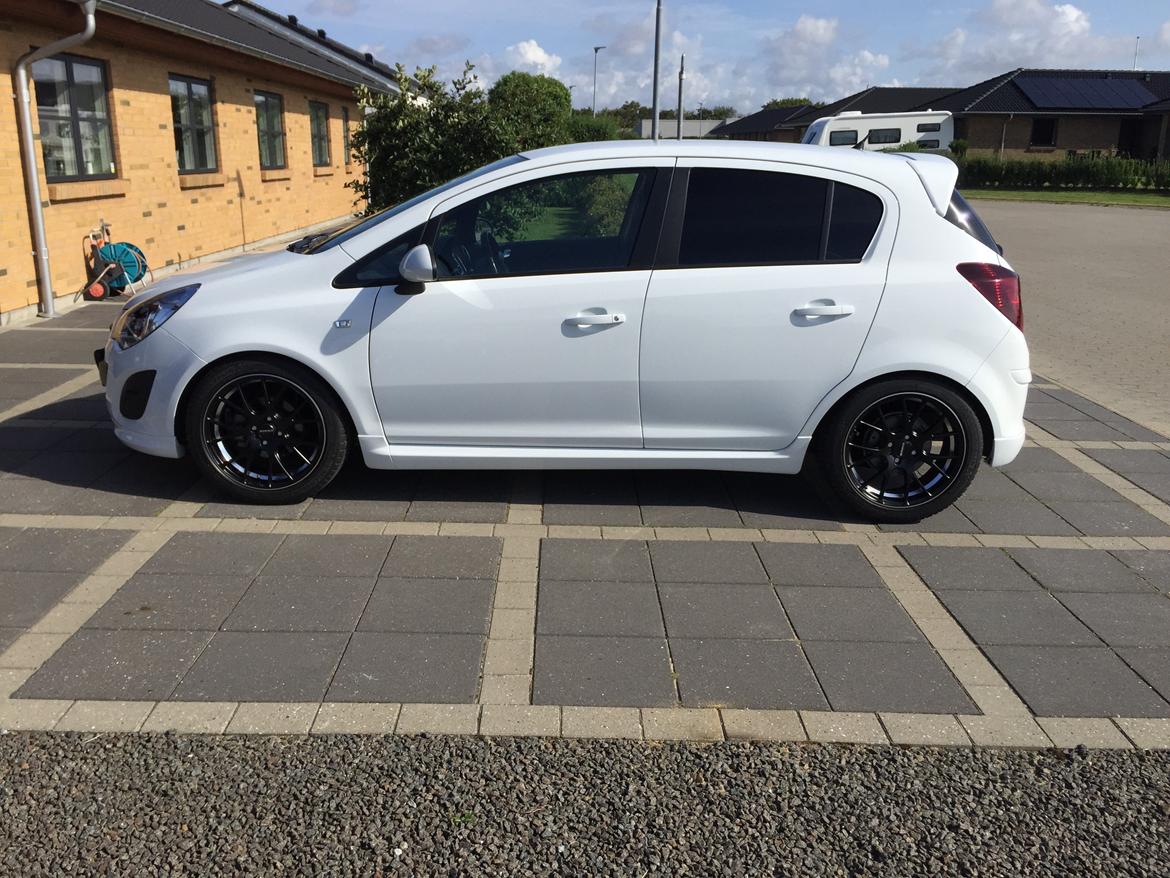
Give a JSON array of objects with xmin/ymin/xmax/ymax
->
[
  {"xmin": 949, "ymin": 139, "xmax": 968, "ymax": 159},
  {"xmin": 956, "ymin": 156, "xmax": 1170, "ymax": 191}
]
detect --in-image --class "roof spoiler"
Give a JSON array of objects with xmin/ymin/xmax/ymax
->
[{"xmin": 900, "ymin": 153, "xmax": 959, "ymax": 217}]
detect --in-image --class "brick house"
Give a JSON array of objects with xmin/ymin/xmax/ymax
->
[{"xmin": 1, "ymin": 0, "xmax": 400, "ymax": 322}]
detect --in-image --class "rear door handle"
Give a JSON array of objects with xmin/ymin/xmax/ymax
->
[
  {"xmin": 793, "ymin": 302, "xmax": 855, "ymax": 317},
  {"xmin": 566, "ymin": 312, "xmax": 626, "ymax": 327}
]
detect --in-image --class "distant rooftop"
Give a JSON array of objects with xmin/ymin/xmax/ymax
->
[{"xmin": 929, "ymin": 68, "xmax": 1170, "ymax": 114}]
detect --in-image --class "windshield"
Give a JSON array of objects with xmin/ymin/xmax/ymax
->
[
  {"xmin": 945, "ymin": 191, "xmax": 999, "ymax": 253},
  {"xmin": 296, "ymin": 155, "xmax": 527, "ymax": 254}
]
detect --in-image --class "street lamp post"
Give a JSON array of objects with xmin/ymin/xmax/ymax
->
[
  {"xmin": 676, "ymin": 53, "xmax": 685, "ymax": 140},
  {"xmin": 592, "ymin": 45, "xmax": 606, "ymax": 115},
  {"xmin": 651, "ymin": 0, "xmax": 662, "ymax": 140}
]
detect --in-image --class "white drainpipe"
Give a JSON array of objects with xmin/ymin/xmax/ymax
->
[{"xmin": 14, "ymin": 0, "xmax": 98, "ymax": 319}]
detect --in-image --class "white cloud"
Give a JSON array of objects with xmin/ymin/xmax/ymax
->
[
  {"xmin": 759, "ymin": 16, "xmax": 890, "ymax": 101},
  {"xmin": 307, "ymin": 0, "xmax": 362, "ymax": 17},
  {"xmin": 504, "ymin": 39, "xmax": 563, "ymax": 76},
  {"xmin": 1159, "ymin": 20, "xmax": 1170, "ymax": 49}
]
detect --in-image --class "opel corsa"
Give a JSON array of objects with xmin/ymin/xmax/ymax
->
[{"xmin": 96, "ymin": 141, "xmax": 1029, "ymax": 524}]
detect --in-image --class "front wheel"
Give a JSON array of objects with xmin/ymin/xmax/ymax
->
[
  {"xmin": 816, "ymin": 379, "xmax": 983, "ymax": 524},
  {"xmin": 184, "ymin": 358, "xmax": 349, "ymax": 504}
]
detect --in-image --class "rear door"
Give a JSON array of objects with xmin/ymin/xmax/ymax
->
[{"xmin": 638, "ymin": 159, "xmax": 897, "ymax": 450}]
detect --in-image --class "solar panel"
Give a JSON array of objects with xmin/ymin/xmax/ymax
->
[{"xmin": 1016, "ymin": 76, "xmax": 1157, "ymax": 110}]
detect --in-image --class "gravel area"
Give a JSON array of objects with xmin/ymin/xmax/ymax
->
[{"xmin": 2, "ymin": 734, "xmax": 1168, "ymax": 876}]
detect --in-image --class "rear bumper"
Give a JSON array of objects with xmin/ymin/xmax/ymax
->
[{"xmin": 967, "ymin": 329, "xmax": 1030, "ymax": 467}]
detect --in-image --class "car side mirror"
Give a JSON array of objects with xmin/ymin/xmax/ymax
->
[{"xmin": 399, "ymin": 244, "xmax": 436, "ymax": 284}]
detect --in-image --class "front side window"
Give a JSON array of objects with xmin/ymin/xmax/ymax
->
[
  {"xmin": 828, "ymin": 129, "xmax": 858, "ymax": 146},
  {"xmin": 869, "ymin": 128, "xmax": 902, "ymax": 145},
  {"xmin": 170, "ymin": 75, "xmax": 217, "ymax": 173},
  {"xmin": 1030, "ymin": 118, "xmax": 1057, "ymax": 147},
  {"xmin": 254, "ymin": 91, "xmax": 286, "ymax": 169},
  {"xmin": 310, "ymin": 100, "xmax": 330, "ymax": 167},
  {"xmin": 31, "ymin": 53, "xmax": 116, "ymax": 181},
  {"xmin": 433, "ymin": 168, "xmax": 654, "ymax": 279}
]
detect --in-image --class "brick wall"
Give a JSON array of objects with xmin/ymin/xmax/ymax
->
[
  {"xmin": 963, "ymin": 113, "xmax": 1126, "ymax": 160},
  {"xmin": 0, "ymin": 5, "xmax": 364, "ymax": 317}
]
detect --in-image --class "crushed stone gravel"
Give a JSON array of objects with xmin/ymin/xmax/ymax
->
[{"xmin": 1, "ymin": 732, "xmax": 1168, "ymax": 876}]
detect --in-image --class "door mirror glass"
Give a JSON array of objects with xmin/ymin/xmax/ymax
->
[{"xmin": 399, "ymin": 244, "xmax": 436, "ymax": 284}]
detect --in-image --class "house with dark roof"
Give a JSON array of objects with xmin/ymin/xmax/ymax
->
[
  {"xmin": 931, "ymin": 69, "xmax": 1170, "ymax": 160},
  {"xmin": 2, "ymin": 0, "xmax": 404, "ymax": 321}
]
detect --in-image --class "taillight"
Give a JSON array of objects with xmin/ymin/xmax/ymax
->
[{"xmin": 957, "ymin": 262, "xmax": 1023, "ymax": 331}]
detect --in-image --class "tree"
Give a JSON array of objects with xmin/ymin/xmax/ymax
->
[
  {"xmin": 565, "ymin": 113, "xmax": 621, "ymax": 143},
  {"xmin": 487, "ymin": 71, "xmax": 572, "ymax": 151},
  {"xmin": 761, "ymin": 97, "xmax": 822, "ymax": 110}
]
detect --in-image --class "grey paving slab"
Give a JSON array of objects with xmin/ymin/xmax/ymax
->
[
  {"xmin": 658, "ymin": 583, "xmax": 792, "ymax": 639},
  {"xmin": 1007, "ymin": 549, "xmax": 1155, "ymax": 593},
  {"xmin": 0, "ymin": 571, "xmax": 83, "ymax": 627},
  {"xmin": 0, "ymin": 451, "xmax": 36, "ymax": 475},
  {"xmin": 0, "ymin": 425, "xmax": 79, "ymax": 452},
  {"xmin": 261, "ymin": 534, "xmax": 394, "ymax": 577},
  {"xmin": 1056, "ymin": 593, "xmax": 1170, "ymax": 648},
  {"xmin": 1106, "ymin": 418, "xmax": 1166, "ymax": 443},
  {"xmin": 53, "ymin": 424, "xmax": 129, "ymax": 452},
  {"xmin": 85, "ymin": 574, "xmax": 253, "ymax": 631},
  {"xmin": 406, "ymin": 472, "xmax": 509, "ymax": 523},
  {"xmin": 43, "ymin": 302, "xmax": 121, "ymax": 329},
  {"xmin": 327, "ymin": 632, "xmax": 485, "ymax": 703},
  {"xmin": 899, "ymin": 546, "xmax": 1041, "ymax": 591},
  {"xmin": 956, "ymin": 499, "xmax": 1078, "ymax": 536},
  {"xmin": 7, "ymin": 450, "xmax": 125, "ymax": 487},
  {"xmin": 173, "ymin": 631, "xmax": 348, "ymax": 701},
  {"xmin": 0, "ymin": 528, "xmax": 129, "ymax": 573},
  {"xmin": 962, "ymin": 467, "xmax": 1036, "ymax": 502},
  {"xmin": 635, "ymin": 471, "xmax": 743, "ymax": 528},
  {"xmin": 532, "ymin": 636, "xmax": 675, "ymax": 707},
  {"xmin": 0, "ymin": 329, "xmax": 108, "ymax": 364},
  {"xmin": 1029, "ymin": 420, "xmax": 1130, "ymax": 442},
  {"xmin": 196, "ymin": 499, "xmax": 311, "ymax": 520},
  {"xmin": 936, "ymin": 591, "xmax": 1099, "ymax": 646},
  {"xmin": 359, "ymin": 578, "xmax": 494, "ymax": 634},
  {"xmin": 1112, "ymin": 551, "xmax": 1170, "ymax": 594},
  {"xmin": 222, "ymin": 576, "xmax": 376, "ymax": 632},
  {"xmin": 671, "ymin": 638, "xmax": 827, "ymax": 709},
  {"xmin": 301, "ymin": 467, "xmax": 413, "ymax": 521},
  {"xmin": 1046, "ymin": 501, "xmax": 1170, "ymax": 538},
  {"xmin": 879, "ymin": 504, "xmax": 980, "ymax": 534},
  {"xmin": 1023, "ymin": 400, "xmax": 1090, "ymax": 420},
  {"xmin": 536, "ymin": 581, "xmax": 664, "ymax": 637},
  {"xmin": 777, "ymin": 587, "xmax": 924, "ymax": 642},
  {"xmin": 539, "ymin": 538, "xmax": 652, "ymax": 582},
  {"xmin": 0, "ymin": 367, "xmax": 88, "ymax": 403},
  {"xmin": 1007, "ymin": 471, "xmax": 1126, "ymax": 503},
  {"xmin": 16, "ymin": 630, "xmax": 213, "ymax": 701},
  {"xmin": 756, "ymin": 543, "xmax": 884, "ymax": 588},
  {"xmin": 381, "ymin": 535, "xmax": 501, "ymax": 580},
  {"xmin": 647, "ymin": 540, "xmax": 766, "ymax": 584},
  {"xmin": 140, "ymin": 532, "xmax": 284, "ymax": 577},
  {"xmin": 722, "ymin": 473, "xmax": 847, "ymax": 531},
  {"xmin": 1084, "ymin": 449, "xmax": 1170, "ymax": 475},
  {"xmin": 1040, "ymin": 388, "xmax": 1122, "ymax": 422},
  {"xmin": 541, "ymin": 472, "xmax": 642, "ymax": 526},
  {"xmin": 1125, "ymin": 472, "xmax": 1170, "ymax": 505},
  {"xmin": 802, "ymin": 641, "xmax": 977, "ymax": 714},
  {"xmin": 1117, "ymin": 647, "xmax": 1170, "ymax": 703},
  {"xmin": 983, "ymin": 645, "xmax": 1170, "ymax": 717},
  {"xmin": 0, "ymin": 627, "xmax": 20, "ymax": 653},
  {"xmin": 1000, "ymin": 447, "xmax": 1083, "ymax": 474},
  {"xmin": 18, "ymin": 386, "xmax": 108, "ymax": 422}
]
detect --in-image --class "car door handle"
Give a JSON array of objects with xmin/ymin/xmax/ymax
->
[
  {"xmin": 793, "ymin": 303, "xmax": 855, "ymax": 317},
  {"xmin": 566, "ymin": 312, "xmax": 626, "ymax": 326}
]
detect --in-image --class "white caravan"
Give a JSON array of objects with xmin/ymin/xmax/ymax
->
[{"xmin": 801, "ymin": 110, "xmax": 954, "ymax": 151}]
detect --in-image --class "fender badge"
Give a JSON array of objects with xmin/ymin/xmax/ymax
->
[{"xmin": 334, "ymin": 319, "xmax": 352, "ymax": 328}]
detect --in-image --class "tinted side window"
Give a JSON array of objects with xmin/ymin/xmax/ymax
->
[
  {"xmin": 679, "ymin": 169, "xmax": 826, "ymax": 266},
  {"xmin": 869, "ymin": 128, "xmax": 901, "ymax": 145},
  {"xmin": 433, "ymin": 169, "xmax": 654, "ymax": 279},
  {"xmin": 826, "ymin": 184, "xmax": 884, "ymax": 260},
  {"xmin": 333, "ymin": 224, "xmax": 424, "ymax": 287},
  {"xmin": 916, "ymin": 122, "xmax": 941, "ymax": 133},
  {"xmin": 828, "ymin": 129, "xmax": 858, "ymax": 146}
]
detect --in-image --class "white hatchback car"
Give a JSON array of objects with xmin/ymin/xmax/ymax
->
[{"xmin": 96, "ymin": 140, "xmax": 1028, "ymax": 523}]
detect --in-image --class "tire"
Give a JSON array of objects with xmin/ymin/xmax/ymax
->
[
  {"xmin": 184, "ymin": 358, "xmax": 349, "ymax": 505},
  {"xmin": 815, "ymin": 378, "xmax": 984, "ymax": 524}
]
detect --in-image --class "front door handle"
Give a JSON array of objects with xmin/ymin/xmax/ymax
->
[
  {"xmin": 793, "ymin": 302, "xmax": 855, "ymax": 317},
  {"xmin": 566, "ymin": 312, "xmax": 626, "ymax": 327}
]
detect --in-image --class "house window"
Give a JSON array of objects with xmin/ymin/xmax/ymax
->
[
  {"xmin": 1030, "ymin": 118, "xmax": 1057, "ymax": 147},
  {"xmin": 169, "ymin": 75, "xmax": 217, "ymax": 173},
  {"xmin": 309, "ymin": 101, "xmax": 330, "ymax": 167},
  {"xmin": 341, "ymin": 105, "xmax": 351, "ymax": 165},
  {"xmin": 31, "ymin": 53, "xmax": 116, "ymax": 182},
  {"xmin": 869, "ymin": 128, "xmax": 902, "ymax": 145},
  {"xmin": 254, "ymin": 91, "xmax": 286, "ymax": 169}
]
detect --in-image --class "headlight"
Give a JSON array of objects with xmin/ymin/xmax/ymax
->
[{"xmin": 112, "ymin": 284, "xmax": 200, "ymax": 350}]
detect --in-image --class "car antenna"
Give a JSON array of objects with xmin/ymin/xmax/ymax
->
[{"xmin": 852, "ymin": 132, "xmax": 871, "ymax": 150}]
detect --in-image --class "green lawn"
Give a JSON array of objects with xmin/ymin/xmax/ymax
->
[{"xmin": 964, "ymin": 188, "xmax": 1170, "ymax": 208}]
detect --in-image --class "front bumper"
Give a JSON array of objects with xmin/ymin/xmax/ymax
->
[{"xmin": 98, "ymin": 328, "xmax": 205, "ymax": 459}]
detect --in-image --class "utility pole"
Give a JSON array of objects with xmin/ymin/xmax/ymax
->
[
  {"xmin": 1133, "ymin": 36, "xmax": 1140, "ymax": 71},
  {"xmin": 676, "ymin": 53, "xmax": 685, "ymax": 140},
  {"xmin": 651, "ymin": 0, "xmax": 662, "ymax": 140},
  {"xmin": 592, "ymin": 45, "xmax": 606, "ymax": 115}
]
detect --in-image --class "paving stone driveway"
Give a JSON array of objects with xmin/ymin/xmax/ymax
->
[{"xmin": 2, "ymin": 302, "xmax": 1170, "ymax": 748}]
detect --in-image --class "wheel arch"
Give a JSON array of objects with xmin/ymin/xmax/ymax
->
[
  {"xmin": 808, "ymin": 370, "xmax": 995, "ymax": 462},
  {"xmin": 173, "ymin": 351, "xmax": 359, "ymax": 446}
]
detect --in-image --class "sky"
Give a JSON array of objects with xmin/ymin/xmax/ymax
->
[{"xmin": 288, "ymin": 0, "xmax": 1170, "ymax": 112}]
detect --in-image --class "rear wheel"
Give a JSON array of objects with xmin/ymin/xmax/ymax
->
[
  {"xmin": 817, "ymin": 379, "xmax": 983, "ymax": 524},
  {"xmin": 184, "ymin": 358, "xmax": 349, "ymax": 504}
]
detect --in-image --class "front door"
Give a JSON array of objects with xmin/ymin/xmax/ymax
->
[
  {"xmin": 639, "ymin": 160, "xmax": 896, "ymax": 450},
  {"xmin": 369, "ymin": 160, "xmax": 669, "ymax": 447}
]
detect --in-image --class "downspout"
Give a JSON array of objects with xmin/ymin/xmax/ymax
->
[
  {"xmin": 998, "ymin": 113, "xmax": 1013, "ymax": 159},
  {"xmin": 14, "ymin": 0, "xmax": 98, "ymax": 319}
]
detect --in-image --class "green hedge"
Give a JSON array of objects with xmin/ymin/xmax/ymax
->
[{"xmin": 957, "ymin": 156, "xmax": 1170, "ymax": 191}]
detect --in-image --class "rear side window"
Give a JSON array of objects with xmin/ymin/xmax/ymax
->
[
  {"xmin": 828, "ymin": 129, "xmax": 857, "ymax": 146},
  {"xmin": 945, "ymin": 191, "xmax": 998, "ymax": 252},
  {"xmin": 677, "ymin": 169, "xmax": 884, "ymax": 266}
]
